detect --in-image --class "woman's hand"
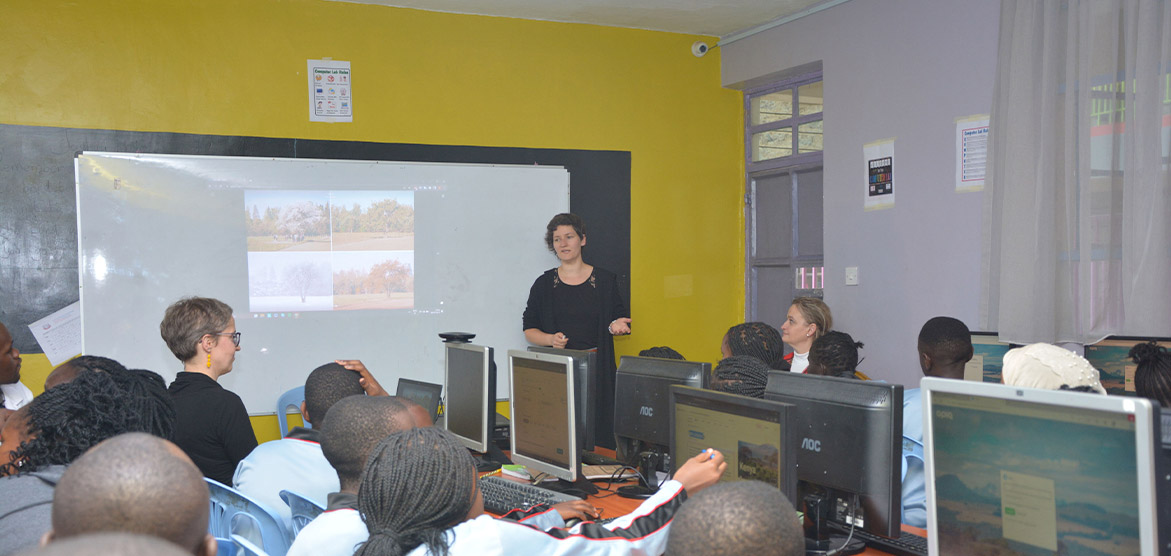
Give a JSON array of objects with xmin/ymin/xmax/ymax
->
[
  {"xmin": 335, "ymin": 359, "xmax": 388, "ymax": 397},
  {"xmin": 609, "ymin": 318, "xmax": 632, "ymax": 335}
]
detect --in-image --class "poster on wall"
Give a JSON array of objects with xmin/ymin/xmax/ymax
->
[
  {"xmin": 955, "ymin": 115, "xmax": 989, "ymax": 192},
  {"xmin": 308, "ymin": 59, "xmax": 352, "ymax": 123},
  {"xmin": 863, "ymin": 138, "xmax": 895, "ymax": 211}
]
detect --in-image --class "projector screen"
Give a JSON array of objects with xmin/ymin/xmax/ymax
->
[{"xmin": 76, "ymin": 152, "xmax": 569, "ymax": 413}]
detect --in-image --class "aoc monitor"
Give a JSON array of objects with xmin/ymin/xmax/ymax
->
[
  {"xmin": 923, "ymin": 377, "xmax": 1161, "ymax": 555},
  {"xmin": 763, "ymin": 371, "xmax": 904, "ymax": 539},
  {"xmin": 508, "ymin": 350, "xmax": 579, "ymax": 484},
  {"xmin": 527, "ymin": 346, "xmax": 597, "ymax": 451},
  {"xmin": 670, "ymin": 385, "xmax": 797, "ymax": 502},
  {"xmin": 443, "ymin": 343, "xmax": 497, "ymax": 455},
  {"xmin": 1084, "ymin": 336, "xmax": 1171, "ymax": 396},
  {"xmin": 613, "ymin": 355, "xmax": 712, "ymax": 461},
  {"xmin": 395, "ymin": 378, "xmax": 443, "ymax": 425}
]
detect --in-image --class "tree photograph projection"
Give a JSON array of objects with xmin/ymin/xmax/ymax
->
[{"xmin": 245, "ymin": 190, "xmax": 415, "ymax": 312}]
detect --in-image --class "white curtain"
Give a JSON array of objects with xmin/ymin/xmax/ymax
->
[{"xmin": 982, "ymin": 0, "xmax": 1171, "ymax": 344}]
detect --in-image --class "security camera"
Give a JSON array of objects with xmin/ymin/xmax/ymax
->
[{"xmin": 691, "ymin": 41, "xmax": 709, "ymax": 57}]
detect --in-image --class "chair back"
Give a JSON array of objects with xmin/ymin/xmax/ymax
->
[
  {"xmin": 901, "ymin": 435, "xmax": 924, "ymax": 480},
  {"xmin": 279, "ymin": 489, "xmax": 326, "ymax": 536},
  {"xmin": 276, "ymin": 386, "xmax": 308, "ymax": 438},
  {"xmin": 206, "ymin": 478, "xmax": 293, "ymax": 556},
  {"xmin": 216, "ymin": 538, "xmax": 238, "ymax": 556},
  {"xmin": 232, "ymin": 533, "xmax": 271, "ymax": 556}
]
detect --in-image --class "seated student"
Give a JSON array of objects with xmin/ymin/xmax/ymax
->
[
  {"xmin": 780, "ymin": 297, "xmax": 833, "ymax": 373},
  {"xmin": 805, "ymin": 330, "xmax": 867, "ymax": 380},
  {"xmin": 710, "ymin": 355, "xmax": 770, "ymax": 398},
  {"xmin": 1002, "ymin": 343, "xmax": 1107, "ymax": 394},
  {"xmin": 43, "ymin": 433, "xmax": 215, "ymax": 556},
  {"xmin": 43, "ymin": 355, "xmax": 127, "ymax": 391},
  {"xmin": 902, "ymin": 316, "xmax": 973, "ymax": 529},
  {"xmin": 0, "ymin": 370, "xmax": 178, "ymax": 554},
  {"xmin": 20, "ymin": 532, "xmax": 193, "ymax": 556},
  {"xmin": 287, "ymin": 395, "xmax": 436, "ymax": 556},
  {"xmin": 665, "ymin": 481, "xmax": 803, "ymax": 556},
  {"xmin": 1131, "ymin": 341, "xmax": 1171, "ymax": 408},
  {"xmin": 354, "ymin": 427, "xmax": 726, "ymax": 556},
  {"xmin": 721, "ymin": 322, "xmax": 789, "ymax": 371},
  {"xmin": 639, "ymin": 346, "xmax": 685, "ymax": 360},
  {"xmin": 0, "ymin": 321, "xmax": 33, "ymax": 413},
  {"xmin": 233, "ymin": 361, "xmax": 379, "ymax": 529}
]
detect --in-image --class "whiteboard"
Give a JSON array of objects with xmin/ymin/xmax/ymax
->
[{"xmin": 76, "ymin": 152, "xmax": 568, "ymax": 413}]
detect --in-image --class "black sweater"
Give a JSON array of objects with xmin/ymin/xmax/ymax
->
[{"xmin": 168, "ymin": 372, "xmax": 258, "ymax": 485}]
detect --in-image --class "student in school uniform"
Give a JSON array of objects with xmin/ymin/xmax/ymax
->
[{"xmin": 0, "ymin": 322, "xmax": 33, "ymax": 414}]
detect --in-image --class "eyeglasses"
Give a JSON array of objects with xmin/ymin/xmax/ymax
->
[{"xmin": 212, "ymin": 332, "xmax": 242, "ymax": 347}]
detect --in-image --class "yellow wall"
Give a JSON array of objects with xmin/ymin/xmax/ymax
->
[{"xmin": 3, "ymin": 0, "xmax": 745, "ymax": 443}]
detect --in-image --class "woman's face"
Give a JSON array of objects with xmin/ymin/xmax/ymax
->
[
  {"xmin": 720, "ymin": 334, "xmax": 733, "ymax": 359},
  {"xmin": 551, "ymin": 225, "xmax": 586, "ymax": 263},
  {"xmin": 0, "ymin": 408, "xmax": 31, "ymax": 475},
  {"xmin": 208, "ymin": 318, "xmax": 241, "ymax": 375},
  {"xmin": 780, "ymin": 305, "xmax": 816, "ymax": 348}
]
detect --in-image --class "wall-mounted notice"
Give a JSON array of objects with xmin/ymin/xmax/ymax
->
[
  {"xmin": 308, "ymin": 59, "xmax": 352, "ymax": 123},
  {"xmin": 955, "ymin": 115, "xmax": 989, "ymax": 192},
  {"xmin": 28, "ymin": 301, "xmax": 81, "ymax": 366},
  {"xmin": 863, "ymin": 138, "xmax": 895, "ymax": 211}
]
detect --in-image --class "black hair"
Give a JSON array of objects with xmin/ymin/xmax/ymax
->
[
  {"xmin": 1131, "ymin": 341, "xmax": 1171, "ymax": 408},
  {"xmin": 64, "ymin": 355, "xmax": 128, "ymax": 374},
  {"xmin": 917, "ymin": 316, "xmax": 974, "ymax": 366},
  {"xmin": 356, "ymin": 427, "xmax": 476, "ymax": 556},
  {"xmin": 321, "ymin": 395, "xmax": 416, "ymax": 492},
  {"xmin": 807, "ymin": 330, "xmax": 864, "ymax": 379},
  {"xmin": 712, "ymin": 355, "xmax": 770, "ymax": 398},
  {"xmin": 723, "ymin": 322, "xmax": 789, "ymax": 370},
  {"xmin": 1, "ymin": 370, "xmax": 175, "ymax": 475},
  {"xmin": 638, "ymin": 346, "xmax": 685, "ymax": 360},
  {"xmin": 665, "ymin": 481, "xmax": 803, "ymax": 556},
  {"xmin": 543, "ymin": 213, "xmax": 586, "ymax": 253},
  {"xmin": 303, "ymin": 362, "xmax": 366, "ymax": 427}
]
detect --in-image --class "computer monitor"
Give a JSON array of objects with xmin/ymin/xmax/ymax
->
[
  {"xmin": 443, "ymin": 342, "xmax": 508, "ymax": 468},
  {"xmin": 923, "ymin": 377, "xmax": 1161, "ymax": 554},
  {"xmin": 1085, "ymin": 336, "xmax": 1171, "ymax": 396},
  {"xmin": 968, "ymin": 331, "xmax": 1015, "ymax": 383},
  {"xmin": 395, "ymin": 378, "xmax": 442, "ymax": 425},
  {"xmin": 613, "ymin": 355, "xmax": 712, "ymax": 463},
  {"xmin": 763, "ymin": 371, "xmax": 904, "ymax": 542},
  {"xmin": 670, "ymin": 385, "xmax": 797, "ymax": 502},
  {"xmin": 508, "ymin": 350, "xmax": 579, "ymax": 484},
  {"xmin": 527, "ymin": 346, "xmax": 597, "ymax": 451}
]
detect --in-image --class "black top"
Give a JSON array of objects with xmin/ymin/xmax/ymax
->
[
  {"xmin": 551, "ymin": 276, "xmax": 601, "ymax": 350},
  {"xmin": 168, "ymin": 372, "xmax": 258, "ymax": 485}
]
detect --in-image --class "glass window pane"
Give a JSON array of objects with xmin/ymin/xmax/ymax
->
[
  {"xmin": 752, "ymin": 173, "xmax": 793, "ymax": 259},
  {"xmin": 752, "ymin": 128, "xmax": 792, "ymax": 161},
  {"xmin": 751, "ymin": 90, "xmax": 792, "ymax": 125},
  {"xmin": 798, "ymin": 120, "xmax": 823, "ymax": 153},
  {"xmin": 798, "ymin": 82, "xmax": 823, "ymax": 116}
]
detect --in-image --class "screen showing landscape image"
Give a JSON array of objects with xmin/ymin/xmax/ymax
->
[
  {"xmin": 931, "ymin": 393, "xmax": 1142, "ymax": 555},
  {"xmin": 1085, "ymin": 338, "xmax": 1171, "ymax": 396}
]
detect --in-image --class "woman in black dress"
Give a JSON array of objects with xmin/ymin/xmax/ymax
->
[{"xmin": 523, "ymin": 213, "xmax": 630, "ymax": 449}]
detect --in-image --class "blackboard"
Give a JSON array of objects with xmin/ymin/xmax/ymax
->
[{"xmin": 0, "ymin": 124, "xmax": 630, "ymax": 355}]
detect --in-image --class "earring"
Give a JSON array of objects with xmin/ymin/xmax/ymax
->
[{"xmin": 206, "ymin": 353, "xmax": 212, "ymax": 368}]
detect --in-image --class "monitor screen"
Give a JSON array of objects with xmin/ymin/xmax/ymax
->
[
  {"xmin": 395, "ymin": 378, "xmax": 442, "ymax": 425},
  {"xmin": 968, "ymin": 331, "xmax": 1015, "ymax": 383},
  {"xmin": 1084, "ymin": 336, "xmax": 1171, "ymax": 396},
  {"xmin": 443, "ymin": 343, "xmax": 494, "ymax": 453},
  {"xmin": 527, "ymin": 346, "xmax": 597, "ymax": 451},
  {"xmin": 613, "ymin": 355, "xmax": 712, "ymax": 451},
  {"xmin": 923, "ymin": 378, "xmax": 1160, "ymax": 555},
  {"xmin": 669, "ymin": 385, "xmax": 797, "ymax": 502},
  {"xmin": 763, "ymin": 371, "xmax": 903, "ymax": 538},
  {"xmin": 508, "ymin": 350, "xmax": 578, "ymax": 482}
]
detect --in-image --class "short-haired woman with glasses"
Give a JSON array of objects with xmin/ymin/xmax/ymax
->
[{"xmin": 161, "ymin": 296, "xmax": 257, "ymax": 484}]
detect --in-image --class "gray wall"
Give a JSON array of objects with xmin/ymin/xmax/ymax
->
[{"xmin": 722, "ymin": 0, "xmax": 1001, "ymax": 387}]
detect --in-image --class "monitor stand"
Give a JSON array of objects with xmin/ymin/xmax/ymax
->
[
  {"xmin": 472, "ymin": 443, "xmax": 512, "ymax": 473},
  {"xmin": 616, "ymin": 450, "xmax": 663, "ymax": 499},
  {"xmin": 802, "ymin": 493, "xmax": 865, "ymax": 556},
  {"xmin": 541, "ymin": 475, "xmax": 599, "ymax": 497}
]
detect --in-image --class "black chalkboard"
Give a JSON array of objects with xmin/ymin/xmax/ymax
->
[{"xmin": 0, "ymin": 124, "xmax": 630, "ymax": 354}]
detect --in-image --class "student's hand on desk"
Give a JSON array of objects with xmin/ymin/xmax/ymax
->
[
  {"xmin": 335, "ymin": 359, "xmax": 388, "ymax": 397},
  {"xmin": 551, "ymin": 500, "xmax": 600, "ymax": 523},
  {"xmin": 671, "ymin": 449, "xmax": 726, "ymax": 495}
]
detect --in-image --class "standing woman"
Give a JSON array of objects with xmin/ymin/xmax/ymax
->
[
  {"xmin": 523, "ymin": 213, "xmax": 630, "ymax": 449},
  {"xmin": 780, "ymin": 297, "xmax": 833, "ymax": 374},
  {"xmin": 161, "ymin": 297, "xmax": 257, "ymax": 484}
]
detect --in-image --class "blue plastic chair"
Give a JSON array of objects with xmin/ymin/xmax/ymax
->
[
  {"xmin": 279, "ymin": 489, "xmax": 325, "ymax": 536},
  {"xmin": 232, "ymin": 533, "xmax": 271, "ymax": 556},
  {"xmin": 206, "ymin": 478, "xmax": 292, "ymax": 556},
  {"xmin": 901, "ymin": 435, "xmax": 924, "ymax": 480},
  {"xmin": 276, "ymin": 386, "xmax": 307, "ymax": 438},
  {"xmin": 216, "ymin": 538, "xmax": 238, "ymax": 556}
]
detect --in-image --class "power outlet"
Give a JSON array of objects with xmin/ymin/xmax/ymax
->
[{"xmin": 845, "ymin": 266, "xmax": 859, "ymax": 286}]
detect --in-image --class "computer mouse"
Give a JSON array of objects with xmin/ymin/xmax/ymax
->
[{"xmin": 563, "ymin": 518, "xmax": 583, "ymax": 528}]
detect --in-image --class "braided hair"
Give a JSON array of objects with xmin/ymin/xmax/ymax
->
[
  {"xmin": 723, "ymin": 322, "xmax": 789, "ymax": 370},
  {"xmin": 1131, "ymin": 341, "xmax": 1171, "ymax": 408},
  {"xmin": 807, "ymin": 331, "xmax": 864, "ymax": 379},
  {"xmin": 356, "ymin": 427, "xmax": 477, "ymax": 556},
  {"xmin": 712, "ymin": 355, "xmax": 771, "ymax": 398},
  {"xmin": 0, "ymin": 370, "xmax": 173, "ymax": 475},
  {"xmin": 115, "ymin": 369, "xmax": 178, "ymax": 440},
  {"xmin": 638, "ymin": 346, "xmax": 685, "ymax": 360}
]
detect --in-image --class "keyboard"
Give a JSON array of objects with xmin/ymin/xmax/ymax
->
[
  {"xmin": 479, "ymin": 475, "xmax": 583, "ymax": 514},
  {"xmin": 841, "ymin": 527, "xmax": 928, "ymax": 556}
]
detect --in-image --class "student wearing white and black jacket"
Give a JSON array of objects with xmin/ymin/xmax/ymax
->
[{"xmin": 355, "ymin": 427, "xmax": 727, "ymax": 556}]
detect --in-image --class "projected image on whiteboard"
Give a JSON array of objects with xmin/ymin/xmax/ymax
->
[
  {"xmin": 330, "ymin": 190, "xmax": 415, "ymax": 251},
  {"xmin": 247, "ymin": 252, "xmax": 333, "ymax": 311},
  {"xmin": 245, "ymin": 191, "xmax": 331, "ymax": 251},
  {"xmin": 332, "ymin": 251, "xmax": 414, "ymax": 310}
]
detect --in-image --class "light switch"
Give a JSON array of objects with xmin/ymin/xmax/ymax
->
[{"xmin": 845, "ymin": 266, "xmax": 859, "ymax": 286}]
